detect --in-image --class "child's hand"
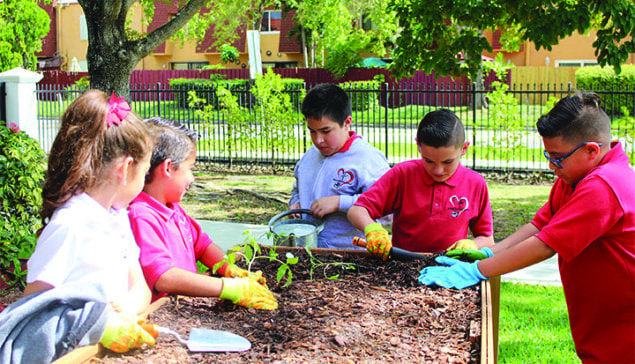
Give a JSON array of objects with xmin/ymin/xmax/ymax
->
[
  {"xmin": 418, "ymin": 256, "xmax": 487, "ymax": 289},
  {"xmin": 220, "ymin": 277, "xmax": 278, "ymax": 310},
  {"xmin": 446, "ymin": 247, "xmax": 494, "ymax": 262},
  {"xmin": 310, "ymin": 195, "xmax": 340, "ymax": 218},
  {"xmin": 226, "ymin": 264, "xmax": 267, "ymax": 286},
  {"xmin": 448, "ymin": 239, "xmax": 477, "ymax": 251},
  {"xmin": 100, "ymin": 311, "xmax": 156, "ymax": 353},
  {"xmin": 364, "ymin": 223, "xmax": 392, "ymax": 260},
  {"xmin": 289, "ymin": 203, "xmax": 301, "ymax": 218}
]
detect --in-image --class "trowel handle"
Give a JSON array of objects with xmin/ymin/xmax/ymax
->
[
  {"xmin": 352, "ymin": 236, "xmax": 367, "ymax": 248},
  {"xmin": 140, "ymin": 323, "xmax": 160, "ymax": 338}
]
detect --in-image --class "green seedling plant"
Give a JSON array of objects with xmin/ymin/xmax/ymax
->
[
  {"xmin": 213, "ymin": 231, "xmax": 299, "ymax": 287},
  {"xmin": 303, "ymin": 246, "xmax": 356, "ymax": 280}
]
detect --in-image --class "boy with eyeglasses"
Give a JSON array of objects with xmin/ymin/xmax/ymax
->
[{"xmin": 420, "ymin": 92, "xmax": 635, "ymax": 362}]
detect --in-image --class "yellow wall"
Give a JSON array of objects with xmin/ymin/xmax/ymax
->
[
  {"xmin": 56, "ymin": 3, "xmax": 88, "ymax": 71},
  {"xmin": 484, "ymin": 30, "xmax": 635, "ymax": 68}
]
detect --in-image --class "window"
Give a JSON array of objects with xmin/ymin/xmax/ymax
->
[
  {"xmin": 555, "ymin": 60, "xmax": 598, "ymax": 67},
  {"xmin": 170, "ymin": 62, "xmax": 209, "ymax": 70},
  {"xmin": 80, "ymin": 15, "xmax": 88, "ymax": 41},
  {"xmin": 261, "ymin": 11, "xmax": 281, "ymax": 32}
]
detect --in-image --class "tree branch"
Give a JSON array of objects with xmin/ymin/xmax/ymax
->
[{"xmin": 131, "ymin": 0, "xmax": 209, "ymax": 57}]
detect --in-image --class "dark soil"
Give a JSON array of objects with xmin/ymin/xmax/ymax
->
[{"xmin": 99, "ymin": 248, "xmax": 482, "ymax": 363}]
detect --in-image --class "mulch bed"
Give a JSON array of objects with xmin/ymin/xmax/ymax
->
[{"xmin": 98, "ymin": 249, "xmax": 482, "ymax": 363}]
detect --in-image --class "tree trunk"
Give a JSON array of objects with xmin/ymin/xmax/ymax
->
[
  {"xmin": 301, "ymin": 25, "xmax": 308, "ymax": 68},
  {"xmin": 78, "ymin": 0, "xmax": 208, "ymax": 100}
]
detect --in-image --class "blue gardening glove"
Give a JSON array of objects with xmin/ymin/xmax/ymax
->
[
  {"xmin": 446, "ymin": 247, "xmax": 494, "ymax": 262},
  {"xmin": 418, "ymin": 256, "xmax": 487, "ymax": 289}
]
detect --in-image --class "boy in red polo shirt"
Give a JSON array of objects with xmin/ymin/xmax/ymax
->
[
  {"xmin": 348, "ymin": 108, "xmax": 494, "ymax": 258},
  {"xmin": 420, "ymin": 92, "xmax": 635, "ymax": 362}
]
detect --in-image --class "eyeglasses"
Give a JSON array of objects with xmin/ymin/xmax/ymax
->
[{"xmin": 543, "ymin": 142, "xmax": 602, "ymax": 169}]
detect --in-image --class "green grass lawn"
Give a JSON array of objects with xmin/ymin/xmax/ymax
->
[
  {"xmin": 489, "ymin": 184, "xmax": 579, "ymax": 363},
  {"xmin": 499, "ymin": 282, "xmax": 579, "ymax": 363}
]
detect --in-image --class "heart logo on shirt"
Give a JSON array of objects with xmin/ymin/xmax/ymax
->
[
  {"xmin": 449, "ymin": 195, "xmax": 469, "ymax": 217},
  {"xmin": 332, "ymin": 168, "xmax": 354, "ymax": 188}
]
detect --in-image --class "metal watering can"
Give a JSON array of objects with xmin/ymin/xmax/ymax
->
[{"xmin": 268, "ymin": 209, "xmax": 324, "ymax": 248}]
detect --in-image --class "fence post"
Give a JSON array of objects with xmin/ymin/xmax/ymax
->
[
  {"xmin": 383, "ymin": 83, "xmax": 389, "ymax": 160},
  {"xmin": 471, "ymin": 82, "xmax": 477, "ymax": 170},
  {"xmin": 0, "ymin": 82, "xmax": 5, "ymax": 122},
  {"xmin": 0, "ymin": 67, "xmax": 43, "ymax": 142},
  {"xmin": 157, "ymin": 82, "xmax": 162, "ymax": 117}
]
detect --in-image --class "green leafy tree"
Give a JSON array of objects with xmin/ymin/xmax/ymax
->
[
  {"xmin": 483, "ymin": 54, "xmax": 525, "ymax": 163},
  {"xmin": 287, "ymin": 0, "xmax": 398, "ymax": 77},
  {"xmin": 388, "ymin": 0, "xmax": 635, "ymax": 79},
  {"xmin": 0, "ymin": 0, "xmax": 50, "ymax": 72},
  {"xmin": 191, "ymin": 69, "xmax": 305, "ymax": 171}
]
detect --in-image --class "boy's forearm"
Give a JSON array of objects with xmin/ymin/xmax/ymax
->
[
  {"xmin": 200, "ymin": 243, "xmax": 229, "ymax": 276},
  {"xmin": 491, "ymin": 223, "xmax": 539, "ymax": 255},
  {"xmin": 155, "ymin": 267, "xmax": 223, "ymax": 298},
  {"xmin": 478, "ymin": 236, "xmax": 555, "ymax": 278},
  {"xmin": 347, "ymin": 205, "xmax": 375, "ymax": 231},
  {"xmin": 472, "ymin": 235, "xmax": 495, "ymax": 248}
]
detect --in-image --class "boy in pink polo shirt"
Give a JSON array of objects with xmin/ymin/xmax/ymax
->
[
  {"xmin": 128, "ymin": 117, "xmax": 277, "ymax": 310},
  {"xmin": 420, "ymin": 92, "xmax": 635, "ymax": 362},
  {"xmin": 348, "ymin": 108, "xmax": 494, "ymax": 258}
]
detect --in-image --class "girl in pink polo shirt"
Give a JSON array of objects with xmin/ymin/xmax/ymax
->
[{"xmin": 128, "ymin": 117, "xmax": 276, "ymax": 310}]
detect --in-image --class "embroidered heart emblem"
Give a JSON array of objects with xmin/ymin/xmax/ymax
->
[
  {"xmin": 336, "ymin": 168, "xmax": 354, "ymax": 184},
  {"xmin": 449, "ymin": 195, "xmax": 469, "ymax": 217}
]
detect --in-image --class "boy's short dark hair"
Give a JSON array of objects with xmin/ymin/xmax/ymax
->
[
  {"xmin": 144, "ymin": 117, "xmax": 198, "ymax": 184},
  {"xmin": 536, "ymin": 92, "xmax": 611, "ymax": 144},
  {"xmin": 416, "ymin": 108, "xmax": 465, "ymax": 148},
  {"xmin": 301, "ymin": 83, "xmax": 352, "ymax": 126}
]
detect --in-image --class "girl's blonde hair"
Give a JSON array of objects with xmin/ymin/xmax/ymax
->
[{"xmin": 40, "ymin": 89, "xmax": 152, "ymax": 228}]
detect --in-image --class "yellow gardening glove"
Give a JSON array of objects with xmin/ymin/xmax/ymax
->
[
  {"xmin": 448, "ymin": 239, "xmax": 478, "ymax": 251},
  {"xmin": 225, "ymin": 264, "xmax": 267, "ymax": 287},
  {"xmin": 220, "ymin": 277, "xmax": 278, "ymax": 310},
  {"xmin": 364, "ymin": 223, "xmax": 392, "ymax": 261},
  {"xmin": 100, "ymin": 311, "xmax": 156, "ymax": 353}
]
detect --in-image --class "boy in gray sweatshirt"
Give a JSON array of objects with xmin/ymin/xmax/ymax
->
[{"xmin": 289, "ymin": 83, "xmax": 390, "ymax": 249}]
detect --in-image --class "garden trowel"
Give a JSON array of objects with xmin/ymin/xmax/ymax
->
[
  {"xmin": 353, "ymin": 236, "xmax": 429, "ymax": 261},
  {"xmin": 145, "ymin": 325, "xmax": 251, "ymax": 352}
]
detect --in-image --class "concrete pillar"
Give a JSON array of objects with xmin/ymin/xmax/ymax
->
[{"xmin": 0, "ymin": 67, "xmax": 43, "ymax": 141}]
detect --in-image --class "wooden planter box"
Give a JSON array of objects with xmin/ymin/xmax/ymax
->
[{"xmin": 56, "ymin": 247, "xmax": 499, "ymax": 363}]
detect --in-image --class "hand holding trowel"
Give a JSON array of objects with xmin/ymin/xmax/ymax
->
[{"xmin": 352, "ymin": 235, "xmax": 428, "ymax": 261}]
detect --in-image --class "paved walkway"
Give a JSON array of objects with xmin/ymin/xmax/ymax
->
[{"xmin": 199, "ymin": 220, "xmax": 562, "ymax": 286}]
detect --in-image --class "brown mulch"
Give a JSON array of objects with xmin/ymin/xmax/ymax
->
[{"xmin": 99, "ymin": 249, "xmax": 482, "ymax": 363}]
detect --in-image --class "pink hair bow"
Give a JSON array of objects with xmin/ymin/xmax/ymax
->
[{"xmin": 106, "ymin": 93, "xmax": 131, "ymax": 127}]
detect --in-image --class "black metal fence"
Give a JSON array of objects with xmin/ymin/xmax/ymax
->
[{"xmin": 36, "ymin": 82, "xmax": 635, "ymax": 172}]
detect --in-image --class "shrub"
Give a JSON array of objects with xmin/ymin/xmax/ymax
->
[
  {"xmin": 169, "ymin": 78, "xmax": 250, "ymax": 110},
  {"xmin": 576, "ymin": 65, "xmax": 635, "ymax": 115},
  {"xmin": 340, "ymin": 81, "xmax": 381, "ymax": 111},
  {"xmin": 0, "ymin": 122, "xmax": 46, "ymax": 289}
]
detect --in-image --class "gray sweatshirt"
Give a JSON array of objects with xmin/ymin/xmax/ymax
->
[{"xmin": 290, "ymin": 135, "xmax": 390, "ymax": 249}]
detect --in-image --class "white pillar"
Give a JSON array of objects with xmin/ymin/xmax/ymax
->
[{"xmin": 0, "ymin": 67, "xmax": 44, "ymax": 141}]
